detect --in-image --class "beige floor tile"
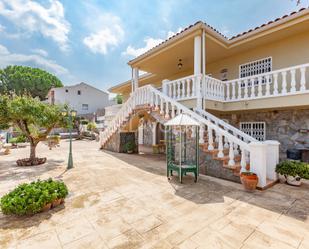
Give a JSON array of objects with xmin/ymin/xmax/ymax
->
[
  {"xmin": 132, "ymin": 214, "xmax": 163, "ymax": 234},
  {"xmin": 106, "ymin": 229, "xmax": 144, "ymax": 249},
  {"xmin": 175, "ymin": 238, "xmax": 199, "ymax": 249},
  {"xmin": 62, "ymin": 233, "xmax": 108, "ymax": 249},
  {"xmin": 16, "ymin": 230, "xmax": 61, "ymax": 249},
  {"xmin": 242, "ymin": 231, "xmax": 295, "ymax": 249},
  {"xmin": 256, "ymin": 220, "xmax": 303, "ymax": 248},
  {"xmin": 55, "ymin": 216, "xmax": 95, "ymax": 245}
]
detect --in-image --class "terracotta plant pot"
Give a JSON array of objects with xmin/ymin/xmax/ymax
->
[
  {"xmin": 52, "ymin": 199, "xmax": 62, "ymax": 208},
  {"xmin": 41, "ymin": 203, "xmax": 52, "ymax": 212},
  {"xmin": 60, "ymin": 198, "xmax": 65, "ymax": 204},
  {"xmin": 240, "ymin": 172, "xmax": 258, "ymax": 192}
]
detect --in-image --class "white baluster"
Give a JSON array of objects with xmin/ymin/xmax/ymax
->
[
  {"xmin": 234, "ymin": 143, "xmax": 239, "ymax": 155},
  {"xmin": 281, "ymin": 71, "xmax": 287, "ymax": 94},
  {"xmin": 240, "ymin": 148, "xmax": 246, "ymax": 172},
  {"xmin": 273, "ymin": 73, "xmax": 279, "ymax": 95},
  {"xmin": 168, "ymin": 84, "xmax": 172, "ymax": 98},
  {"xmin": 177, "ymin": 81, "xmax": 181, "ymax": 99},
  {"xmin": 228, "ymin": 141, "xmax": 235, "ymax": 166},
  {"xmin": 192, "ymin": 78, "xmax": 196, "ymax": 97},
  {"xmin": 171, "ymin": 104, "xmax": 175, "ymax": 118},
  {"xmin": 224, "ymin": 135, "xmax": 229, "ymax": 149},
  {"xmin": 250, "ymin": 78, "xmax": 255, "ymax": 98},
  {"xmin": 155, "ymin": 94, "xmax": 159, "ymax": 111},
  {"xmin": 258, "ymin": 76, "xmax": 262, "ymax": 97},
  {"xmin": 237, "ymin": 80, "xmax": 242, "ymax": 99},
  {"xmin": 232, "ymin": 81, "xmax": 236, "ymax": 100},
  {"xmin": 265, "ymin": 74, "xmax": 270, "ymax": 96},
  {"xmin": 199, "ymin": 125, "xmax": 205, "ymax": 144},
  {"xmin": 160, "ymin": 97, "xmax": 164, "ymax": 115},
  {"xmin": 217, "ymin": 133, "xmax": 224, "ymax": 158},
  {"xmin": 186, "ymin": 79, "xmax": 190, "ymax": 98},
  {"xmin": 165, "ymin": 101, "xmax": 170, "ymax": 119},
  {"xmin": 226, "ymin": 83, "xmax": 230, "ymax": 100},
  {"xmin": 244, "ymin": 79, "xmax": 248, "ymax": 99},
  {"xmin": 208, "ymin": 128, "xmax": 214, "ymax": 150},
  {"xmin": 290, "ymin": 69, "xmax": 296, "ymax": 92},
  {"xmin": 181, "ymin": 80, "xmax": 185, "ymax": 98},
  {"xmin": 172, "ymin": 82, "xmax": 176, "ymax": 98},
  {"xmin": 300, "ymin": 67, "xmax": 306, "ymax": 91}
]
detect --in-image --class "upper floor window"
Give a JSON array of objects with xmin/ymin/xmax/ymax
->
[
  {"xmin": 239, "ymin": 57, "xmax": 272, "ymax": 87},
  {"xmin": 82, "ymin": 104, "xmax": 88, "ymax": 110},
  {"xmin": 239, "ymin": 57, "xmax": 272, "ymax": 78},
  {"xmin": 77, "ymin": 90, "xmax": 81, "ymax": 95}
]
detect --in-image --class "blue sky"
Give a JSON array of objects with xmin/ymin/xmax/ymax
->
[{"xmin": 0, "ymin": 0, "xmax": 308, "ymax": 92}]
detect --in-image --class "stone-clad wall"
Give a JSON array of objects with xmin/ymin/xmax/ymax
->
[
  {"xmin": 102, "ymin": 131, "xmax": 138, "ymax": 153},
  {"xmin": 217, "ymin": 108, "xmax": 309, "ymax": 159},
  {"xmin": 143, "ymin": 122, "xmax": 153, "ymax": 146}
]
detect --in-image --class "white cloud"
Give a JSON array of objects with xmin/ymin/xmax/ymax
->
[
  {"xmin": 31, "ymin": 48, "xmax": 48, "ymax": 57},
  {"xmin": 0, "ymin": 44, "xmax": 68, "ymax": 75},
  {"xmin": 83, "ymin": 13, "xmax": 124, "ymax": 55},
  {"xmin": 0, "ymin": 0, "xmax": 70, "ymax": 51},
  {"xmin": 123, "ymin": 37, "xmax": 164, "ymax": 57},
  {"xmin": 123, "ymin": 27, "xmax": 183, "ymax": 58}
]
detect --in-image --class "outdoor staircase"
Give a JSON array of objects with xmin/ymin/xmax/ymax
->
[{"xmin": 100, "ymin": 85, "xmax": 277, "ymax": 188}]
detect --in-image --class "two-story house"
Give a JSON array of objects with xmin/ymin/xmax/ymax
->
[
  {"xmin": 100, "ymin": 8, "xmax": 309, "ymax": 188},
  {"xmin": 48, "ymin": 82, "xmax": 111, "ymax": 115}
]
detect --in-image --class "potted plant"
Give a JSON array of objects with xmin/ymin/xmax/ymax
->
[
  {"xmin": 47, "ymin": 135, "xmax": 61, "ymax": 150},
  {"xmin": 240, "ymin": 171, "xmax": 259, "ymax": 191},
  {"xmin": 276, "ymin": 160, "xmax": 309, "ymax": 186},
  {"xmin": 124, "ymin": 141, "xmax": 136, "ymax": 154}
]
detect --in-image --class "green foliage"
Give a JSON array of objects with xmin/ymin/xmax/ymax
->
[
  {"xmin": 0, "ymin": 94, "xmax": 65, "ymax": 160},
  {"xmin": 0, "ymin": 65, "xmax": 63, "ymax": 100},
  {"xmin": 114, "ymin": 94, "xmax": 123, "ymax": 104},
  {"xmin": 87, "ymin": 122, "xmax": 96, "ymax": 131},
  {"xmin": 80, "ymin": 120, "xmax": 89, "ymax": 125},
  {"xmin": 124, "ymin": 141, "xmax": 136, "ymax": 152},
  {"xmin": 0, "ymin": 178, "xmax": 68, "ymax": 215},
  {"xmin": 9, "ymin": 135, "xmax": 27, "ymax": 144},
  {"xmin": 276, "ymin": 160, "xmax": 309, "ymax": 179}
]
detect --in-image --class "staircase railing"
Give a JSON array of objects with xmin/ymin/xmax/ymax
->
[
  {"xmin": 194, "ymin": 108, "xmax": 257, "ymax": 143},
  {"xmin": 100, "ymin": 85, "xmax": 278, "ymax": 188}
]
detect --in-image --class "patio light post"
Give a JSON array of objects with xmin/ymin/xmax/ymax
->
[{"xmin": 62, "ymin": 110, "xmax": 77, "ymax": 170}]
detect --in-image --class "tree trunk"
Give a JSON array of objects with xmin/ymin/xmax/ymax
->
[{"xmin": 29, "ymin": 142, "xmax": 37, "ymax": 162}]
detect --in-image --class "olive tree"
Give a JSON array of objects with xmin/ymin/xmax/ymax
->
[{"xmin": 0, "ymin": 95, "xmax": 65, "ymax": 164}]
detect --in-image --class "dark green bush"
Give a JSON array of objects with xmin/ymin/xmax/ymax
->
[
  {"xmin": 0, "ymin": 178, "xmax": 68, "ymax": 215},
  {"xmin": 124, "ymin": 141, "xmax": 136, "ymax": 152},
  {"xmin": 276, "ymin": 160, "xmax": 309, "ymax": 179}
]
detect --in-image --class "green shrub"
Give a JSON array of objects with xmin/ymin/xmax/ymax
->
[
  {"xmin": 9, "ymin": 135, "xmax": 27, "ymax": 144},
  {"xmin": 276, "ymin": 160, "xmax": 309, "ymax": 179},
  {"xmin": 124, "ymin": 141, "xmax": 136, "ymax": 152},
  {"xmin": 0, "ymin": 178, "xmax": 68, "ymax": 215},
  {"xmin": 87, "ymin": 122, "xmax": 96, "ymax": 131},
  {"xmin": 80, "ymin": 120, "xmax": 89, "ymax": 125}
]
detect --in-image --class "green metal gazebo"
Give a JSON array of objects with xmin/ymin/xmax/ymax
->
[{"xmin": 164, "ymin": 113, "xmax": 200, "ymax": 183}]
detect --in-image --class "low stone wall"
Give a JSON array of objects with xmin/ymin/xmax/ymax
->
[
  {"xmin": 217, "ymin": 108, "xmax": 309, "ymax": 159},
  {"xmin": 102, "ymin": 131, "xmax": 138, "ymax": 153}
]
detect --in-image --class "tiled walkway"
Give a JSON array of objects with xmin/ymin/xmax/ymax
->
[{"xmin": 0, "ymin": 140, "xmax": 309, "ymax": 249}]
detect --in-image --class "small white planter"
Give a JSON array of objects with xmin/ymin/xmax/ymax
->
[{"xmin": 286, "ymin": 175, "xmax": 302, "ymax": 186}]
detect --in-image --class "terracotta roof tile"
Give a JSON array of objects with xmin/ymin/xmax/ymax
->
[{"xmin": 129, "ymin": 7, "xmax": 308, "ymax": 63}]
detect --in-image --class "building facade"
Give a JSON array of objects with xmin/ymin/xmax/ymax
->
[
  {"xmin": 48, "ymin": 82, "xmax": 111, "ymax": 115},
  {"xmin": 101, "ymin": 8, "xmax": 309, "ymax": 188}
]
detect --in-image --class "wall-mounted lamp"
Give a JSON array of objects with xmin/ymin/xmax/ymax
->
[{"xmin": 178, "ymin": 59, "xmax": 183, "ymax": 69}]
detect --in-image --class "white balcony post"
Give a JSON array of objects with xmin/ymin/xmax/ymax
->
[
  {"xmin": 249, "ymin": 142, "xmax": 268, "ymax": 188},
  {"xmin": 132, "ymin": 67, "xmax": 139, "ymax": 94},
  {"xmin": 264, "ymin": 140, "xmax": 280, "ymax": 181},
  {"xmin": 300, "ymin": 67, "xmax": 306, "ymax": 91},
  {"xmin": 290, "ymin": 69, "xmax": 296, "ymax": 93},
  {"xmin": 194, "ymin": 35, "xmax": 202, "ymax": 75}
]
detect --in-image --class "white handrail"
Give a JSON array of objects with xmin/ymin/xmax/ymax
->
[{"xmin": 194, "ymin": 108, "xmax": 257, "ymax": 143}]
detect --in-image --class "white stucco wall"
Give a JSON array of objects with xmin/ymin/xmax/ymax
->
[{"xmin": 49, "ymin": 83, "xmax": 110, "ymax": 115}]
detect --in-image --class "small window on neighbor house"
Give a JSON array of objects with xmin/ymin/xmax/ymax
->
[
  {"xmin": 77, "ymin": 90, "xmax": 81, "ymax": 95},
  {"xmin": 82, "ymin": 104, "xmax": 88, "ymax": 110},
  {"xmin": 240, "ymin": 122, "xmax": 266, "ymax": 141},
  {"xmin": 239, "ymin": 57, "xmax": 272, "ymax": 87},
  {"xmin": 65, "ymin": 89, "xmax": 68, "ymax": 93}
]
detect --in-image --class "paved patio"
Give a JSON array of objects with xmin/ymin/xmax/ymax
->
[{"xmin": 0, "ymin": 140, "xmax": 309, "ymax": 249}]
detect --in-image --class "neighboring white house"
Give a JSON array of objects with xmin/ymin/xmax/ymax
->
[{"xmin": 47, "ymin": 82, "xmax": 111, "ymax": 115}]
